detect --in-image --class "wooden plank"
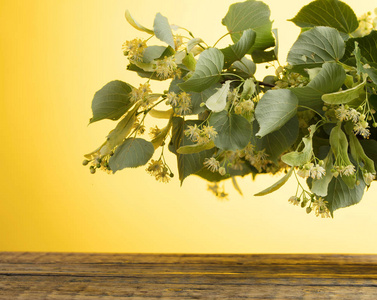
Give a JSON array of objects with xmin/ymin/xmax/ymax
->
[
  {"xmin": 1, "ymin": 252, "xmax": 377, "ymax": 265},
  {"xmin": 1, "ymin": 252, "xmax": 377, "ymax": 299}
]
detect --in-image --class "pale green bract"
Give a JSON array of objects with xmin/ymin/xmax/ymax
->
[
  {"xmin": 205, "ymin": 81, "xmax": 231, "ymax": 112},
  {"xmin": 84, "ymin": 0, "xmax": 377, "ymax": 218}
]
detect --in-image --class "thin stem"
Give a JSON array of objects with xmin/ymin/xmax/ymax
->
[
  {"xmin": 293, "ymin": 169, "xmax": 310, "ymax": 193},
  {"xmin": 136, "ymin": 98, "xmax": 165, "ymax": 116},
  {"xmin": 298, "ymin": 105, "xmax": 325, "ymax": 119},
  {"xmin": 221, "ymin": 72, "xmax": 245, "ymax": 82},
  {"xmin": 212, "ymin": 32, "xmax": 230, "ymax": 48},
  {"xmin": 145, "ymin": 34, "xmax": 154, "ymax": 42}
]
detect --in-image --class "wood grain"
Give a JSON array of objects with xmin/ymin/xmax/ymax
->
[{"xmin": 1, "ymin": 252, "xmax": 377, "ymax": 299}]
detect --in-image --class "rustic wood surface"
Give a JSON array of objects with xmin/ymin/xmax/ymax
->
[{"xmin": 1, "ymin": 253, "xmax": 377, "ymax": 299}]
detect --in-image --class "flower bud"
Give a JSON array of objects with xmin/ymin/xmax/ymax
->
[
  {"xmin": 82, "ymin": 159, "xmax": 89, "ymax": 166},
  {"xmin": 219, "ymin": 167, "xmax": 226, "ymax": 176},
  {"xmin": 306, "ymin": 207, "xmax": 312, "ymax": 214}
]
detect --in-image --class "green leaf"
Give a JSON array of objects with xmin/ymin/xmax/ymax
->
[
  {"xmin": 125, "ymin": 10, "xmax": 154, "ymax": 35},
  {"xmin": 251, "ymin": 49, "xmax": 276, "ymax": 64},
  {"xmin": 169, "ymin": 77, "xmax": 221, "ymax": 115},
  {"xmin": 326, "ymin": 173, "xmax": 366, "ymax": 215},
  {"xmin": 281, "ymin": 136, "xmax": 313, "ymax": 167},
  {"xmin": 142, "ymin": 46, "xmax": 166, "ymax": 63},
  {"xmin": 169, "ymin": 117, "xmax": 216, "ymax": 183},
  {"xmin": 287, "ymin": 26, "xmax": 345, "ymax": 66},
  {"xmin": 254, "ymin": 167, "xmax": 293, "ymax": 196},
  {"xmin": 179, "ymin": 48, "xmax": 224, "ymax": 92},
  {"xmin": 322, "ymin": 77, "xmax": 366, "ymax": 104},
  {"xmin": 90, "ymin": 80, "xmax": 134, "ymax": 123},
  {"xmin": 153, "ymin": 13, "xmax": 175, "ymax": 48},
  {"xmin": 251, "ymin": 117, "xmax": 299, "ymax": 163},
  {"xmin": 109, "ymin": 138, "xmax": 154, "ymax": 172},
  {"xmin": 177, "ymin": 140, "xmax": 215, "ymax": 154},
  {"xmin": 255, "ymin": 89, "xmax": 298, "ymax": 137},
  {"xmin": 205, "ymin": 81, "xmax": 231, "ymax": 112},
  {"xmin": 289, "ymin": 0, "xmax": 358, "ymax": 34},
  {"xmin": 209, "ymin": 111, "xmax": 252, "ymax": 151},
  {"xmin": 230, "ymin": 57, "xmax": 256, "ymax": 77},
  {"xmin": 251, "ymin": 28, "xmax": 279, "ymax": 63},
  {"xmin": 222, "ymin": 0, "xmax": 275, "ymax": 51},
  {"xmin": 291, "ymin": 62, "xmax": 346, "ymax": 109},
  {"xmin": 365, "ymin": 66, "xmax": 377, "ymax": 85},
  {"xmin": 220, "ymin": 29, "xmax": 256, "ymax": 68},
  {"xmin": 344, "ymin": 31, "xmax": 377, "ymax": 64}
]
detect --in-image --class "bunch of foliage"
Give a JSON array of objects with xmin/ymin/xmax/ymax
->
[{"xmin": 83, "ymin": 0, "xmax": 377, "ymax": 217}]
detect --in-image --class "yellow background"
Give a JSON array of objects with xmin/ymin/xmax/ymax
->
[{"xmin": 1, "ymin": 0, "xmax": 377, "ymax": 253}]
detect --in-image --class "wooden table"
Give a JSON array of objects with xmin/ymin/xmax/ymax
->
[{"xmin": 1, "ymin": 253, "xmax": 377, "ymax": 299}]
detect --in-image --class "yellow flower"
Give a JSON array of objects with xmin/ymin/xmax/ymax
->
[
  {"xmin": 203, "ymin": 157, "xmax": 220, "ymax": 172},
  {"xmin": 155, "ymin": 56, "xmax": 177, "ymax": 79},
  {"xmin": 155, "ymin": 167, "xmax": 171, "ymax": 183},
  {"xmin": 122, "ymin": 38, "xmax": 147, "ymax": 62},
  {"xmin": 146, "ymin": 159, "xmax": 164, "ymax": 175}
]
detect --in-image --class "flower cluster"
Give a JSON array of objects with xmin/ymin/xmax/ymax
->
[
  {"xmin": 155, "ymin": 56, "xmax": 178, "ymax": 79},
  {"xmin": 288, "ymin": 193, "xmax": 331, "ymax": 218},
  {"xmin": 234, "ymin": 99, "xmax": 255, "ymax": 116},
  {"xmin": 146, "ymin": 159, "xmax": 172, "ymax": 183},
  {"xmin": 335, "ymin": 105, "xmax": 371, "ymax": 138},
  {"xmin": 122, "ymin": 38, "xmax": 147, "ymax": 62},
  {"xmin": 166, "ymin": 91, "xmax": 192, "ymax": 115},
  {"xmin": 83, "ymin": 154, "xmax": 112, "ymax": 175},
  {"xmin": 352, "ymin": 9, "xmax": 377, "ymax": 37},
  {"xmin": 331, "ymin": 165, "xmax": 356, "ymax": 177},
  {"xmin": 184, "ymin": 124, "xmax": 218, "ymax": 144},
  {"xmin": 273, "ymin": 66, "xmax": 309, "ymax": 89},
  {"xmin": 130, "ymin": 83, "xmax": 153, "ymax": 108},
  {"xmin": 297, "ymin": 162, "xmax": 326, "ymax": 180}
]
